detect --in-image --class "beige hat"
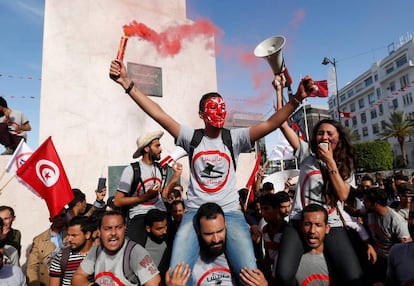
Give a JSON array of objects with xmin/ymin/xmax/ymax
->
[{"xmin": 133, "ymin": 130, "xmax": 164, "ymax": 159}]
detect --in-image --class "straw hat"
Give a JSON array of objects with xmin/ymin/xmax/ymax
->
[{"xmin": 133, "ymin": 130, "xmax": 164, "ymax": 158}]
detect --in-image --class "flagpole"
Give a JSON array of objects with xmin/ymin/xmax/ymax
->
[
  {"xmin": 302, "ymin": 100, "xmax": 310, "ymax": 141},
  {"xmin": 0, "ymin": 175, "xmax": 15, "ymax": 193}
]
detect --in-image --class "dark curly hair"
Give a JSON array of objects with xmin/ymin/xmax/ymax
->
[
  {"xmin": 310, "ymin": 119, "xmax": 355, "ymax": 180},
  {"xmin": 310, "ymin": 119, "xmax": 356, "ymax": 206}
]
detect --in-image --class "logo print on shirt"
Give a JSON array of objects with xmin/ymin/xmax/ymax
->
[
  {"xmin": 201, "ymin": 162, "xmax": 224, "ymax": 178},
  {"xmin": 193, "ymin": 150, "xmax": 230, "ymax": 193}
]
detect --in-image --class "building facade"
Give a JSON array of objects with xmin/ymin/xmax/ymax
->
[{"xmin": 328, "ymin": 36, "xmax": 414, "ymax": 168}]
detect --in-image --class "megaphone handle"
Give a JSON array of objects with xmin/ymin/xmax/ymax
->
[{"xmin": 286, "ymin": 81, "xmax": 294, "ymax": 99}]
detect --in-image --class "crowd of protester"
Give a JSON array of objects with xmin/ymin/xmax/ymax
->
[{"xmin": 2, "ymin": 59, "xmax": 414, "ymax": 286}]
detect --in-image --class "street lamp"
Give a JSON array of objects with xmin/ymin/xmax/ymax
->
[{"xmin": 322, "ymin": 57, "xmax": 340, "ymax": 120}]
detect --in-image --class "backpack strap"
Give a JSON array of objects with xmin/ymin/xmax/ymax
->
[
  {"xmin": 189, "ymin": 128, "xmax": 204, "ymax": 168},
  {"xmin": 155, "ymin": 162, "xmax": 168, "ymax": 189},
  {"xmin": 59, "ymin": 246, "xmax": 71, "ymax": 277},
  {"xmin": 130, "ymin": 161, "xmax": 144, "ymax": 194},
  {"xmin": 221, "ymin": 128, "xmax": 236, "ymax": 170},
  {"xmin": 189, "ymin": 128, "xmax": 236, "ymax": 170},
  {"xmin": 95, "ymin": 241, "xmax": 140, "ymax": 285},
  {"xmin": 123, "ymin": 240, "xmax": 140, "ymax": 285}
]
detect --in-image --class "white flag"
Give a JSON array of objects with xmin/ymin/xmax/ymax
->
[
  {"xmin": 268, "ymin": 130, "xmax": 295, "ymax": 161},
  {"xmin": 5, "ymin": 139, "xmax": 33, "ymax": 173}
]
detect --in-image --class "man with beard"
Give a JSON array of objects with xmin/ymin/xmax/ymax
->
[
  {"xmin": 49, "ymin": 216, "xmax": 94, "ymax": 286},
  {"xmin": 143, "ymin": 209, "xmax": 171, "ymax": 280},
  {"xmin": 170, "ymin": 202, "xmax": 236, "ymax": 285},
  {"xmin": 165, "ymin": 203, "xmax": 267, "ymax": 286},
  {"xmin": 72, "ymin": 210, "xmax": 161, "ymax": 286},
  {"xmin": 386, "ymin": 199, "xmax": 414, "ymax": 285},
  {"xmin": 295, "ymin": 204, "xmax": 331, "ymax": 286},
  {"xmin": 114, "ymin": 131, "xmax": 179, "ymax": 245}
]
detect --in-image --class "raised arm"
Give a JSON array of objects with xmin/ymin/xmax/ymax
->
[
  {"xmin": 274, "ymin": 74, "xmax": 300, "ymax": 151},
  {"xmin": 249, "ymin": 76, "xmax": 313, "ymax": 142},
  {"xmin": 109, "ymin": 60, "xmax": 180, "ymax": 139}
]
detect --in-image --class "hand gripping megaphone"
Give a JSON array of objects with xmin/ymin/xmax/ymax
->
[
  {"xmin": 254, "ymin": 36, "xmax": 294, "ymax": 97},
  {"xmin": 159, "ymin": 146, "xmax": 188, "ymax": 169}
]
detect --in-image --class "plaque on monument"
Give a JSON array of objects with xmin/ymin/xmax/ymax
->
[{"xmin": 127, "ymin": 62, "xmax": 163, "ymax": 97}]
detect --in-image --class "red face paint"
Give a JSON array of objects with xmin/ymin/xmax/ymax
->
[{"xmin": 203, "ymin": 97, "xmax": 227, "ymax": 128}]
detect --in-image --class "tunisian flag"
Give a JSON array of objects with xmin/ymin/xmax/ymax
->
[
  {"xmin": 245, "ymin": 151, "xmax": 262, "ymax": 205},
  {"xmin": 310, "ymin": 80, "xmax": 329, "ymax": 97},
  {"xmin": 16, "ymin": 136, "xmax": 74, "ymax": 219}
]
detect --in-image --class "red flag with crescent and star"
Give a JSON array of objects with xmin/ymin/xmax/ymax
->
[{"xmin": 16, "ymin": 136, "xmax": 73, "ymax": 219}]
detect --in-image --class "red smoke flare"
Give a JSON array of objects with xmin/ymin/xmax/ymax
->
[{"xmin": 123, "ymin": 19, "xmax": 221, "ymax": 57}]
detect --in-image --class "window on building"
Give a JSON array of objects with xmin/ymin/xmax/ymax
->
[
  {"xmin": 392, "ymin": 98, "xmax": 398, "ymax": 109},
  {"xmin": 396, "ymin": 55, "xmax": 408, "ymax": 68},
  {"xmin": 379, "ymin": 104, "xmax": 383, "ymax": 115},
  {"xmin": 370, "ymin": 109, "xmax": 377, "ymax": 119},
  {"xmin": 347, "ymin": 90, "xmax": 354, "ymax": 98},
  {"xmin": 373, "ymin": 123, "xmax": 379, "ymax": 134},
  {"xmin": 361, "ymin": 113, "xmax": 366, "ymax": 124},
  {"xmin": 381, "ymin": 120, "xmax": 387, "ymax": 129},
  {"xmin": 403, "ymin": 92, "xmax": 413, "ymax": 106},
  {"xmin": 386, "ymin": 64, "xmax": 394, "ymax": 74},
  {"xmin": 400, "ymin": 74, "xmax": 409, "ymax": 89},
  {"xmin": 352, "ymin": 117, "xmax": 357, "ymax": 126},
  {"xmin": 355, "ymin": 83, "xmax": 363, "ymax": 93},
  {"xmin": 365, "ymin": 77, "xmax": 373, "ymax": 87},
  {"xmin": 368, "ymin": 92, "xmax": 375, "ymax": 104},
  {"xmin": 340, "ymin": 94, "xmax": 346, "ymax": 103},
  {"xmin": 376, "ymin": 88, "xmax": 381, "ymax": 99},
  {"xmin": 389, "ymin": 81, "xmax": 396, "ymax": 92},
  {"xmin": 350, "ymin": 103, "xmax": 356, "ymax": 112},
  {"xmin": 359, "ymin": 98, "xmax": 365, "ymax": 108},
  {"xmin": 344, "ymin": 120, "xmax": 349, "ymax": 127},
  {"xmin": 374, "ymin": 73, "xmax": 378, "ymax": 82},
  {"xmin": 362, "ymin": 127, "xmax": 368, "ymax": 137}
]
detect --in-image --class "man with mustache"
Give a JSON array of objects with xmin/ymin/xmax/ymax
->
[
  {"xmin": 295, "ymin": 204, "xmax": 331, "ymax": 286},
  {"xmin": 49, "ymin": 216, "xmax": 94, "ymax": 286},
  {"xmin": 166, "ymin": 202, "xmax": 267, "ymax": 286},
  {"xmin": 72, "ymin": 210, "xmax": 161, "ymax": 286},
  {"xmin": 143, "ymin": 209, "xmax": 171, "ymax": 282}
]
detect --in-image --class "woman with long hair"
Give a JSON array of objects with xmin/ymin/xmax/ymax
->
[{"xmin": 273, "ymin": 74, "xmax": 366, "ymax": 286}]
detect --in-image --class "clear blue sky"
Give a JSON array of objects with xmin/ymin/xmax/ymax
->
[{"xmin": 1, "ymin": 0, "xmax": 413, "ymax": 154}]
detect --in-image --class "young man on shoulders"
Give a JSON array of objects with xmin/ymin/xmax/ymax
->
[{"xmin": 109, "ymin": 59, "xmax": 314, "ymax": 275}]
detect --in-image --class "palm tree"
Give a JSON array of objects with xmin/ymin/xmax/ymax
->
[
  {"xmin": 344, "ymin": 127, "xmax": 361, "ymax": 143},
  {"xmin": 379, "ymin": 111, "xmax": 414, "ymax": 167}
]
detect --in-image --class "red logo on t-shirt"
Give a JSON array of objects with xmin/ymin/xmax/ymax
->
[
  {"xmin": 95, "ymin": 272, "xmax": 125, "ymax": 286},
  {"xmin": 193, "ymin": 150, "xmax": 230, "ymax": 193}
]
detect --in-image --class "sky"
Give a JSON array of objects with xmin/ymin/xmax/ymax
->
[{"xmin": 0, "ymin": 0, "xmax": 413, "ymax": 155}]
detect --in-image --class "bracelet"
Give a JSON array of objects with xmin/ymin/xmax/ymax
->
[
  {"xmin": 328, "ymin": 168, "xmax": 338, "ymax": 174},
  {"xmin": 125, "ymin": 81, "xmax": 135, "ymax": 94},
  {"xmin": 292, "ymin": 97, "xmax": 301, "ymax": 105}
]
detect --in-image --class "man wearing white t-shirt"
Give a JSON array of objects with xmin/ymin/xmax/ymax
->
[{"xmin": 72, "ymin": 210, "xmax": 161, "ymax": 286}]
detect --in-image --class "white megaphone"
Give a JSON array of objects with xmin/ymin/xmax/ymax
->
[
  {"xmin": 254, "ymin": 36, "xmax": 286, "ymax": 75},
  {"xmin": 159, "ymin": 146, "xmax": 188, "ymax": 169}
]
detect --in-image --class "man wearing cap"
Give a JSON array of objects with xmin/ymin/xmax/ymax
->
[
  {"xmin": 109, "ymin": 59, "xmax": 313, "ymax": 279},
  {"xmin": 114, "ymin": 130, "xmax": 177, "ymax": 245}
]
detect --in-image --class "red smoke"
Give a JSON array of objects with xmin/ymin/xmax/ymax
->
[{"xmin": 123, "ymin": 19, "xmax": 222, "ymax": 57}]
